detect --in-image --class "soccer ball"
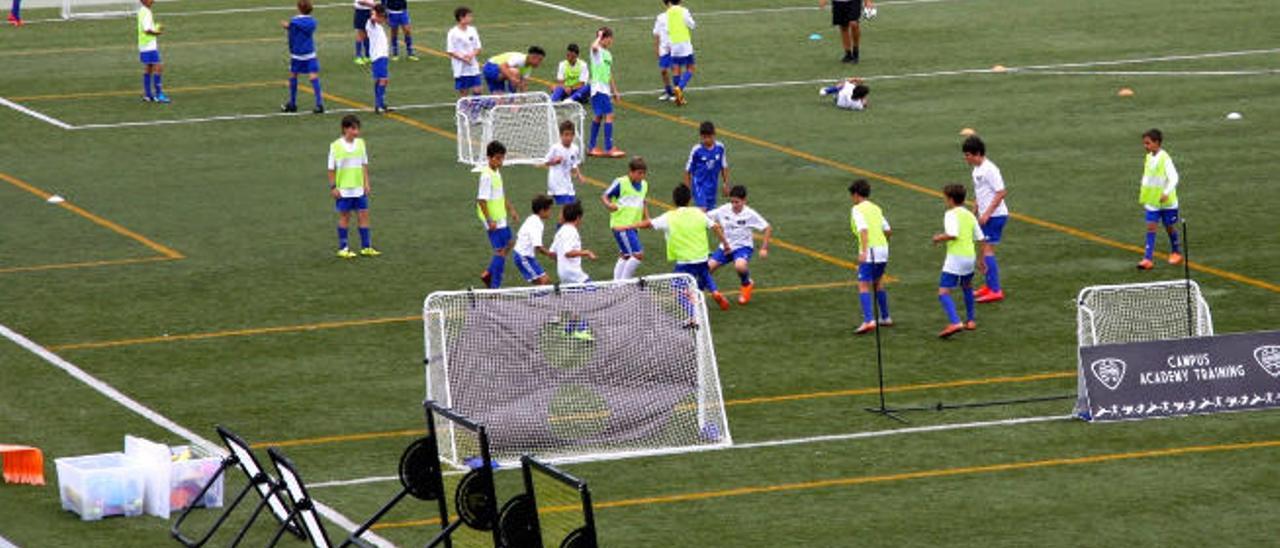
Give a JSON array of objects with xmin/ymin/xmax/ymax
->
[{"xmin": 864, "ymin": 6, "xmax": 878, "ymax": 20}]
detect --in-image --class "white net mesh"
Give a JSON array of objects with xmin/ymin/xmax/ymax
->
[
  {"xmin": 1076, "ymin": 280, "xmax": 1213, "ymax": 347},
  {"xmin": 62, "ymin": 0, "xmax": 139, "ymax": 19},
  {"xmin": 455, "ymin": 92, "xmax": 586, "ymax": 166},
  {"xmin": 423, "ymin": 273, "xmax": 732, "ymax": 467}
]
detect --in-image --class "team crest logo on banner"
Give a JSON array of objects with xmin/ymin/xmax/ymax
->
[
  {"xmin": 1254, "ymin": 346, "xmax": 1280, "ymax": 378},
  {"xmin": 1090, "ymin": 358, "xmax": 1126, "ymax": 391}
]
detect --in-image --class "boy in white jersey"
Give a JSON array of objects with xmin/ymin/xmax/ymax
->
[
  {"xmin": 962, "ymin": 135, "xmax": 1008, "ymax": 303},
  {"xmin": 653, "ymin": 0, "xmax": 675, "ymax": 101},
  {"xmin": 514, "ymin": 195, "xmax": 555, "ymax": 285},
  {"xmin": 818, "ymin": 77, "xmax": 870, "ymax": 111},
  {"xmin": 445, "ymin": 6, "xmax": 483, "ymax": 97},
  {"xmin": 537, "ymin": 121, "xmax": 585, "ymax": 215},
  {"xmin": 932, "ymin": 184, "xmax": 986, "ymax": 338},
  {"xmin": 551, "ymin": 201, "xmax": 597, "ymax": 284},
  {"xmin": 366, "ymin": 5, "xmax": 391, "ymax": 113},
  {"xmin": 708, "ymin": 185, "xmax": 771, "ymax": 305}
]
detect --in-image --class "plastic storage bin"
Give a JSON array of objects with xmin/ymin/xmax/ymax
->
[
  {"xmin": 55, "ymin": 453, "xmax": 147, "ymax": 521},
  {"xmin": 168, "ymin": 445, "xmax": 223, "ymax": 512}
]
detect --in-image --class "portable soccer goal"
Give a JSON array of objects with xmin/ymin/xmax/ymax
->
[
  {"xmin": 1076, "ymin": 280, "xmax": 1213, "ymax": 348},
  {"xmin": 423, "ymin": 274, "xmax": 733, "ymax": 467},
  {"xmin": 61, "ymin": 0, "xmax": 139, "ymax": 20},
  {"xmin": 455, "ymin": 92, "xmax": 586, "ymax": 167}
]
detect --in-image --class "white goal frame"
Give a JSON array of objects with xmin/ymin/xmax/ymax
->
[
  {"xmin": 62, "ymin": 0, "xmax": 138, "ymax": 20},
  {"xmin": 1076, "ymin": 279, "xmax": 1213, "ymax": 348},
  {"xmin": 455, "ymin": 91, "xmax": 586, "ymax": 167}
]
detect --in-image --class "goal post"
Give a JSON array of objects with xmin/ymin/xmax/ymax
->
[
  {"xmin": 1076, "ymin": 280, "xmax": 1213, "ymax": 348},
  {"xmin": 456, "ymin": 92, "xmax": 586, "ymax": 167},
  {"xmin": 423, "ymin": 274, "xmax": 733, "ymax": 467},
  {"xmin": 62, "ymin": 0, "xmax": 138, "ymax": 20}
]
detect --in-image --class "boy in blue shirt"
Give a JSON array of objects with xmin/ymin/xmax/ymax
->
[
  {"xmin": 280, "ymin": 0, "xmax": 325, "ymax": 114},
  {"xmin": 683, "ymin": 121, "xmax": 729, "ymax": 211},
  {"xmin": 384, "ymin": 0, "xmax": 417, "ymax": 61}
]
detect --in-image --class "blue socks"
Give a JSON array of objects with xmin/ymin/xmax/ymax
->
[
  {"xmin": 1144, "ymin": 231, "xmax": 1156, "ymax": 260},
  {"xmin": 823, "ymin": 85, "xmax": 841, "ymax": 95},
  {"xmin": 939, "ymin": 294, "xmax": 960, "ymax": 325},
  {"xmin": 487, "ymin": 255, "xmax": 505, "ymax": 288},
  {"xmin": 962, "ymin": 287, "xmax": 975, "ymax": 322},
  {"xmin": 676, "ymin": 71, "xmax": 693, "ymax": 90},
  {"xmin": 665, "ymin": 84, "xmax": 674, "ymax": 96},
  {"xmin": 875, "ymin": 290, "xmax": 890, "ymax": 320},
  {"xmin": 859, "ymin": 292, "xmax": 874, "ymax": 323},
  {"xmin": 338, "ymin": 227, "xmax": 349, "ymax": 249},
  {"xmin": 311, "ymin": 78, "xmax": 323, "ymax": 108},
  {"xmin": 288, "ymin": 77, "xmax": 298, "ymax": 106},
  {"xmin": 405, "ymin": 35, "xmax": 414, "ymax": 55},
  {"xmin": 374, "ymin": 82, "xmax": 386, "ymax": 109},
  {"xmin": 143, "ymin": 73, "xmax": 153, "ymax": 99},
  {"xmin": 363, "ymin": 38, "xmax": 370, "ymax": 58},
  {"xmin": 354, "ymin": 40, "xmax": 363, "ymax": 58},
  {"xmin": 153, "ymin": 74, "xmax": 163, "ymax": 95},
  {"xmin": 983, "ymin": 255, "xmax": 1001, "ymax": 292},
  {"xmin": 604, "ymin": 123, "xmax": 614, "ymax": 151},
  {"xmin": 12, "ymin": 0, "xmax": 20, "ymax": 18},
  {"xmin": 738, "ymin": 270, "xmax": 751, "ymax": 286},
  {"xmin": 589, "ymin": 120, "xmax": 601, "ymax": 149},
  {"xmin": 358, "ymin": 227, "xmax": 371, "ymax": 248},
  {"xmin": 1169, "ymin": 229, "xmax": 1180, "ymax": 253}
]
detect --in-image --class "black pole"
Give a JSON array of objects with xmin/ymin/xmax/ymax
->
[
  {"xmin": 1182, "ymin": 219, "xmax": 1193, "ymax": 337},
  {"xmin": 861, "ymin": 248, "xmax": 907, "ymax": 423}
]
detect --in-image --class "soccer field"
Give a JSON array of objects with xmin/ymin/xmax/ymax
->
[{"xmin": 2, "ymin": 0, "xmax": 1279, "ymax": 545}]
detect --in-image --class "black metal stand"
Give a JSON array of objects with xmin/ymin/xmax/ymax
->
[
  {"xmin": 860, "ymin": 250, "xmax": 909, "ymax": 423},
  {"xmin": 1181, "ymin": 220, "xmax": 1194, "ymax": 337},
  {"xmin": 876, "ymin": 394, "xmax": 1075, "ymax": 413},
  {"xmin": 171, "ymin": 452, "xmax": 303, "ymax": 547}
]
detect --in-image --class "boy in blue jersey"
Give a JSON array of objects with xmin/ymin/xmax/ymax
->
[
  {"xmin": 352, "ymin": 0, "xmax": 375, "ymax": 65},
  {"xmin": 932, "ymin": 184, "xmax": 986, "ymax": 338},
  {"xmin": 280, "ymin": 0, "xmax": 325, "ymax": 114},
  {"xmin": 477, "ymin": 141, "xmax": 520, "ymax": 288},
  {"xmin": 1136, "ymin": 128, "xmax": 1183, "ymax": 270},
  {"xmin": 328, "ymin": 115, "xmax": 379, "ymax": 258},
  {"xmin": 600, "ymin": 157, "xmax": 650, "ymax": 280},
  {"xmin": 683, "ymin": 121, "xmax": 730, "ymax": 211},
  {"xmin": 137, "ymin": 0, "xmax": 168, "ymax": 103},
  {"xmin": 367, "ymin": 5, "xmax": 390, "ymax": 113},
  {"xmin": 8, "ymin": 0, "xmax": 21, "ymax": 26},
  {"xmin": 614, "ymin": 185, "xmax": 733, "ymax": 311},
  {"xmin": 664, "ymin": 0, "xmax": 696, "ymax": 106},
  {"xmin": 384, "ymin": 0, "xmax": 417, "ymax": 61}
]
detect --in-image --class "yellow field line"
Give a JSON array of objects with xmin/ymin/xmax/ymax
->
[
  {"xmin": 369, "ymin": 437, "xmax": 1280, "ymax": 530},
  {"xmin": 48, "ymin": 314, "xmax": 418, "ymax": 352},
  {"xmin": 9, "ymin": 80, "xmax": 282, "ymax": 102},
  {"xmin": 0, "ymin": 172, "xmax": 184, "ymax": 260},
  {"xmin": 0, "ymin": 256, "xmax": 176, "ymax": 275},
  {"xmin": 251, "ymin": 428, "xmax": 424, "ymax": 450}
]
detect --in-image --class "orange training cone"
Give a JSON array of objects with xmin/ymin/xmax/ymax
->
[{"xmin": 0, "ymin": 445, "xmax": 46, "ymax": 486}]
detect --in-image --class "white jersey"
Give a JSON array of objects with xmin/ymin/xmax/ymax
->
[
  {"xmin": 327, "ymin": 138, "xmax": 368, "ymax": 198},
  {"xmin": 543, "ymin": 143, "xmax": 581, "ymax": 197},
  {"xmin": 514, "ymin": 215, "xmax": 545, "ymax": 258},
  {"xmin": 476, "ymin": 169, "xmax": 507, "ymax": 229},
  {"xmin": 971, "ymin": 158, "xmax": 1009, "ymax": 217},
  {"xmin": 551, "ymin": 224, "xmax": 588, "ymax": 283},
  {"xmin": 650, "ymin": 209, "xmax": 717, "ymax": 264},
  {"xmin": 446, "ymin": 25, "xmax": 482, "ymax": 78},
  {"xmin": 353, "ymin": 0, "xmax": 371, "ymax": 9},
  {"xmin": 836, "ymin": 82, "xmax": 866, "ymax": 111},
  {"xmin": 652, "ymin": 13, "xmax": 670, "ymax": 56},
  {"xmin": 850, "ymin": 206, "xmax": 892, "ymax": 263},
  {"xmin": 942, "ymin": 209, "xmax": 987, "ymax": 275},
  {"xmin": 365, "ymin": 20, "xmax": 389, "ymax": 60},
  {"xmin": 709, "ymin": 204, "xmax": 768, "ymax": 251}
]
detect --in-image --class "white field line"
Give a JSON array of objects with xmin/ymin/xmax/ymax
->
[
  {"xmin": 514, "ymin": 0, "xmax": 608, "ymax": 21},
  {"xmin": 1011, "ymin": 69, "xmax": 1280, "ymax": 77},
  {"xmin": 0, "ymin": 97, "xmax": 74, "ymax": 129},
  {"xmin": 0, "ymin": 323, "xmax": 396, "ymax": 548},
  {"xmin": 0, "ymin": 533, "xmax": 18, "ymax": 548},
  {"xmin": 71, "ymin": 100, "xmax": 458, "ymax": 130},
  {"xmin": 611, "ymin": 0, "xmax": 961, "ymax": 21},
  {"xmin": 24, "ymin": 0, "xmax": 445, "ymax": 23},
  {"xmin": 309, "ymin": 414, "xmax": 1073, "ymax": 489}
]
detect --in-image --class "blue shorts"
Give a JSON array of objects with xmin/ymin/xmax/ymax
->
[
  {"xmin": 672, "ymin": 54, "xmax": 695, "ymax": 67},
  {"xmin": 290, "ymin": 58, "xmax": 320, "ymax": 75},
  {"xmin": 1144, "ymin": 208, "xmax": 1179, "ymax": 226},
  {"xmin": 482, "ymin": 62, "xmax": 512, "ymax": 93},
  {"xmin": 387, "ymin": 11, "xmax": 410, "ymax": 28},
  {"xmin": 939, "ymin": 272, "xmax": 975, "ymax": 288},
  {"xmin": 454, "ymin": 75, "xmax": 481, "ymax": 91},
  {"xmin": 981, "ymin": 215, "xmax": 1008, "ymax": 244},
  {"xmin": 658, "ymin": 54, "xmax": 673, "ymax": 70},
  {"xmin": 693, "ymin": 194, "xmax": 717, "ymax": 211},
  {"xmin": 353, "ymin": 8, "xmax": 371, "ymax": 30},
  {"xmin": 613, "ymin": 229, "xmax": 643, "ymax": 256},
  {"xmin": 371, "ymin": 57, "xmax": 389, "ymax": 79},
  {"xmin": 591, "ymin": 92, "xmax": 613, "ymax": 116},
  {"xmin": 710, "ymin": 246, "xmax": 753, "ymax": 265},
  {"xmin": 514, "ymin": 254, "xmax": 546, "ymax": 282},
  {"xmin": 486, "ymin": 226, "xmax": 512, "ymax": 250},
  {"xmin": 674, "ymin": 262, "xmax": 717, "ymax": 292},
  {"xmin": 139, "ymin": 50, "xmax": 161, "ymax": 65},
  {"xmin": 858, "ymin": 262, "xmax": 888, "ymax": 283},
  {"xmin": 552, "ymin": 194, "xmax": 577, "ymax": 206},
  {"xmin": 335, "ymin": 196, "xmax": 369, "ymax": 212}
]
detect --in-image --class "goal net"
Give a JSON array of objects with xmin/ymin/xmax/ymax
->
[
  {"xmin": 423, "ymin": 273, "xmax": 732, "ymax": 467},
  {"xmin": 456, "ymin": 92, "xmax": 586, "ymax": 167},
  {"xmin": 1076, "ymin": 280, "xmax": 1213, "ymax": 347},
  {"xmin": 62, "ymin": 0, "xmax": 138, "ymax": 19}
]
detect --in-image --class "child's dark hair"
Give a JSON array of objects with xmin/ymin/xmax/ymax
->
[
  {"xmin": 531, "ymin": 194, "xmax": 553, "ymax": 214},
  {"xmin": 699, "ymin": 121, "xmax": 716, "ymax": 136},
  {"xmin": 528, "ymin": 45, "xmax": 546, "ymax": 57},
  {"xmin": 487, "ymin": 141, "xmax": 506, "ymax": 157},
  {"xmin": 669, "ymin": 0, "xmax": 681, "ymax": 4},
  {"xmin": 849, "ymin": 179, "xmax": 870, "ymax": 198},
  {"xmin": 673, "ymin": 185, "xmax": 692, "ymax": 207},
  {"xmin": 559, "ymin": 120, "xmax": 575, "ymax": 134},
  {"xmin": 562, "ymin": 201, "xmax": 584, "ymax": 222},
  {"xmin": 628, "ymin": 156, "xmax": 647, "ymax": 173},
  {"xmin": 373, "ymin": 4, "xmax": 386, "ymax": 16},
  {"xmin": 729, "ymin": 185, "xmax": 747, "ymax": 200},
  {"xmin": 567, "ymin": 43, "xmax": 580, "ymax": 55},
  {"xmin": 341, "ymin": 114, "xmax": 361, "ymax": 130},
  {"xmin": 454, "ymin": 6, "xmax": 471, "ymax": 21},
  {"xmin": 961, "ymin": 135, "xmax": 985, "ymax": 156},
  {"xmin": 598, "ymin": 26, "xmax": 613, "ymax": 39},
  {"xmin": 297, "ymin": 0, "xmax": 313, "ymax": 15},
  {"xmin": 1143, "ymin": 128, "xmax": 1163, "ymax": 143},
  {"xmin": 943, "ymin": 184, "xmax": 966, "ymax": 204},
  {"xmin": 851, "ymin": 85, "xmax": 870, "ymax": 100}
]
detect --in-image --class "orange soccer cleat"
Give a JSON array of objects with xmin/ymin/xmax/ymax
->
[
  {"xmin": 606, "ymin": 148, "xmax": 627, "ymax": 158},
  {"xmin": 964, "ymin": 320, "xmax": 978, "ymax": 331},
  {"xmin": 1137, "ymin": 258, "xmax": 1155, "ymax": 270},
  {"xmin": 588, "ymin": 148, "xmax": 607, "ymax": 158},
  {"xmin": 1167, "ymin": 252, "xmax": 1183, "ymax": 265},
  {"xmin": 975, "ymin": 286, "xmax": 991, "ymax": 297},
  {"xmin": 976, "ymin": 290, "xmax": 1004, "ymax": 303},
  {"xmin": 938, "ymin": 323, "xmax": 964, "ymax": 339},
  {"xmin": 737, "ymin": 282, "xmax": 754, "ymax": 305},
  {"xmin": 711, "ymin": 291, "xmax": 730, "ymax": 311},
  {"xmin": 855, "ymin": 321, "xmax": 877, "ymax": 335}
]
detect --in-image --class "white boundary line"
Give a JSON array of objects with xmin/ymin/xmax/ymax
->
[
  {"xmin": 0, "ymin": 533, "xmax": 19, "ymax": 548},
  {"xmin": 0, "ymin": 323, "xmax": 396, "ymax": 548},
  {"xmin": 24, "ymin": 0, "xmax": 445, "ymax": 24},
  {"xmin": 611, "ymin": 0, "xmax": 958, "ymax": 21},
  {"xmin": 514, "ymin": 0, "xmax": 608, "ymax": 21},
  {"xmin": 70, "ymin": 100, "xmax": 458, "ymax": 130},
  {"xmin": 0, "ymin": 97, "xmax": 75, "ymax": 129}
]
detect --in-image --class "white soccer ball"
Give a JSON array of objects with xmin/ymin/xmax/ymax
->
[{"xmin": 864, "ymin": 6, "xmax": 878, "ymax": 20}]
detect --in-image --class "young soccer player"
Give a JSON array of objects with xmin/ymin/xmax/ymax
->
[
  {"xmin": 281, "ymin": 0, "xmax": 325, "ymax": 114},
  {"xmin": 665, "ymin": 0, "xmax": 697, "ymax": 106},
  {"xmin": 683, "ymin": 121, "xmax": 730, "ymax": 211},
  {"xmin": 848, "ymin": 179, "xmax": 892, "ymax": 334},
  {"xmin": 446, "ymin": 7, "xmax": 483, "ymax": 97},
  {"xmin": 614, "ymin": 185, "xmax": 733, "ymax": 311},
  {"xmin": 477, "ymin": 141, "xmax": 519, "ymax": 288},
  {"xmin": 538, "ymin": 121, "xmax": 585, "ymax": 216},
  {"xmin": 384, "ymin": 0, "xmax": 416, "ymax": 61},
  {"xmin": 514, "ymin": 195, "xmax": 556, "ymax": 285},
  {"xmin": 818, "ymin": 77, "xmax": 870, "ymax": 111},
  {"xmin": 482, "ymin": 47, "xmax": 545, "ymax": 94},
  {"xmin": 8, "ymin": 0, "xmax": 21, "ymax": 26},
  {"xmin": 653, "ymin": 0, "xmax": 674, "ymax": 101},
  {"xmin": 137, "ymin": 0, "xmax": 169, "ymax": 103},
  {"xmin": 328, "ymin": 115, "xmax": 380, "ymax": 259},
  {"xmin": 708, "ymin": 185, "xmax": 771, "ymax": 305},
  {"xmin": 352, "ymin": 0, "xmax": 375, "ymax": 65},
  {"xmin": 1136, "ymin": 128, "xmax": 1183, "ymax": 270},
  {"xmin": 550, "ymin": 43, "xmax": 590, "ymax": 103},
  {"xmin": 587, "ymin": 27, "xmax": 625, "ymax": 158},
  {"xmin": 819, "ymin": 0, "xmax": 875, "ymax": 63},
  {"xmin": 600, "ymin": 156, "xmax": 650, "ymax": 280},
  {"xmin": 962, "ymin": 135, "xmax": 1008, "ymax": 302},
  {"xmin": 367, "ymin": 5, "xmax": 391, "ymax": 113},
  {"xmin": 550, "ymin": 201, "xmax": 597, "ymax": 284},
  {"xmin": 932, "ymin": 184, "xmax": 986, "ymax": 338}
]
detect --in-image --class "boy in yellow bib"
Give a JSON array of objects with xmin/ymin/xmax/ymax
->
[
  {"xmin": 1137, "ymin": 128, "xmax": 1183, "ymax": 270},
  {"xmin": 932, "ymin": 184, "xmax": 985, "ymax": 338}
]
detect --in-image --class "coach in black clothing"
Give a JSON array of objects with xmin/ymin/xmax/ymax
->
[{"xmin": 819, "ymin": 0, "xmax": 872, "ymax": 63}]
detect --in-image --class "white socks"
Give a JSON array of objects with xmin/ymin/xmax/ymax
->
[{"xmin": 614, "ymin": 257, "xmax": 643, "ymax": 279}]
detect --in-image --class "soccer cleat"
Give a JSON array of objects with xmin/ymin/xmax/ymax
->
[
  {"xmin": 407, "ymin": 54, "xmax": 420, "ymax": 61},
  {"xmin": 7, "ymin": 13, "xmax": 21, "ymax": 26},
  {"xmin": 711, "ymin": 291, "xmax": 730, "ymax": 311},
  {"xmin": 738, "ymin": 282, "xmax": 753, "ymax": 305},
  {"xmin": 841, "ymin": 52, "xmax": 854, "ymax": 63},
  {"xmin": 588, "ymin": 148, "xmax": 607, "ymax": 158},
  {"xmin": 672, "ymin": 86, "xmax": 686, "ymax": 106},
  {"xmin": 142, "ymin": 96, "xmax": 154, "ymax": 103},
  {"xmin": 336, "ymin": 247, "xmax": 357, "ymax": 259},
  {"xmin": 1137, "ymin": 258, "xmax": 1155, "ymax": 270},
  {"xmin": 313, "ymin": 105, "xmax": 326, "ymax": 114},
  {"xmin": 479, "ymin": 270, "xmax": 491, "ymax": 287},
  {"xmin": 570, "ymin": 329, "xmax": 595, "ymax": 342},
  {"xmin": 976, "ymin": 290, "xmax": 1004, "ymax": 304},
  {"xmin": 818, "ymin": 87, "xmax": 831, "ymax": 96},
  {"xmin": 281, "ymin": 103, "xmax": 298, "ymax": 113},
  {"xmin": 855, "ymin": 321, "xmax": 877, "ymax": 335},
  {"xmin": 938, "ymin": 324, "xmax": 964, "ymax": 338},
  {"xmin": 391, "ymin": 54, "xmax": 401, "ymax": 62},
  {"xmin": 606, "ymin": 148, "xmax": 627, "ymax": 158},
  {"xmin": 658, "ymin": 93, "xmax": 672, "ymax": 102},
  {"xmin": 1167, "ymin": 252, "xmax": 1183, "ymax": 265},
  {"xmin": 354, "ymin": 57, "xmax": 369, "ymax": 66},
  {"xmin": 878, "ymin": 317, "xmax": 894, "ymax": 327},
  {"xmin": 374, "ymin": 106, "xmax": 387, "ymax": 114},
  {"xmin": 360, "ymin": 247, "xmax": 381, "ymax": 257},
  {"xmin": 154, "ymin": 93, "xmax": 171, "ymax": 104},
  {"xmin": 964, "ymin": 320, "xmax": 977, "ymax": 331},
  {"xmin": 975, "ymin": 286, "xmax": 991, "ymax": 298}
]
